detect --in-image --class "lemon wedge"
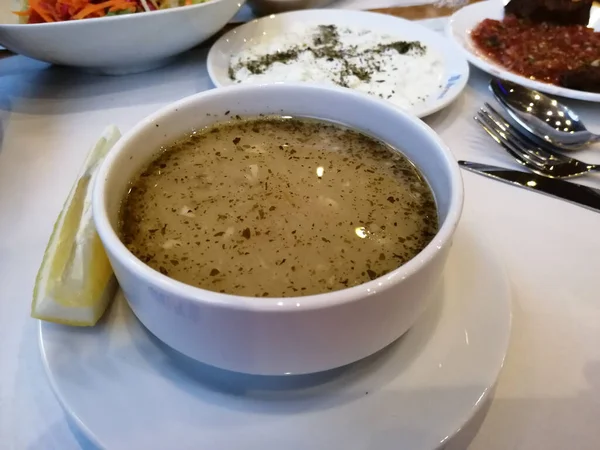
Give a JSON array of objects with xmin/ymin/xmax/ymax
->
[{"xmin": 32, "ymin": 126, "xmax": 121, "ymax": 326}]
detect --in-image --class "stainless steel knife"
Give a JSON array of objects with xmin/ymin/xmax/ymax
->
[{"xmin": 459, "ymin": 161, "xmax": 600, "ymax": 213}]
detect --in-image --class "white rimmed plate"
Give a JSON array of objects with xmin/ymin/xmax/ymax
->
[
  {"xmin": 447, "ymin": 1, "xmax": 600, "ymax": 102},
  {"xmin": 207, "ymin": 9, "xmax": 469, "ymax": 118},
  {"xmin": 39, "ymin": 225, "xmax": 511, "ymax": 450}
]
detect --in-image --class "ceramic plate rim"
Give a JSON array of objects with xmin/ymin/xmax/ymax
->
[
  {"xmin": 38, "ymin": 226, "xmax": 512, "ymax": 450},
  {"xmin": 206, "ymin": 9, "xmax": 470, "ymax": 118},
  {"xmin": 446, "ymin": 1, "xmax": 600, "ymax": 102}
]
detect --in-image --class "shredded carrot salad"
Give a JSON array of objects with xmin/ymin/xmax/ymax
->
[{"xmin": 14, "ymin": 0, "xmax": 209, "ymax": 23}]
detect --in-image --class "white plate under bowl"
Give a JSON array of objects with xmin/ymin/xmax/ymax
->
[
  {"xmin": 207, "ymin": 9, "xmax": 469, "ymax": 118},
  {"xmin": 39, "ymin": 225, "xmax": 511, "ymax": 450},
  {"xmin": 447, "ymin": 1, "xmax": 600, "ymax": 102},
  {"xmin": 0, "ymin": 0, "xmax": 244, "ymax": 75}
]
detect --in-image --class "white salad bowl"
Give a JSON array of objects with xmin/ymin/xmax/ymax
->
[
  {"xmin": 93, "ymin": 83, "xmax": 464, "ymax": 375},
  {"xmin": 0, "ymin": 0, "xmax": 244, "ymax": 74}
]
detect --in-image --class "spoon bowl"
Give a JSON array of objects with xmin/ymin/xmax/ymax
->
[{"xmin": 490, "ymin": 79, "xmax": 600, "ymax": 151}]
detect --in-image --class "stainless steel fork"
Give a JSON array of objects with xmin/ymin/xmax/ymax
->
[{"xmin": 474, "ymin": 103, "xmax": 600, "ymax": 179}]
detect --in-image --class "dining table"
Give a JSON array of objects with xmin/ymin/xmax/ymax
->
[{"xmin": 1, "ymin": 0, "xmax": 600, "ymax": 448}]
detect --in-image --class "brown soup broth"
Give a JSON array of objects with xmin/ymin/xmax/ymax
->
[{"xmin": 120, "ymin": 116, "xmax": 438, "ymax": 297}]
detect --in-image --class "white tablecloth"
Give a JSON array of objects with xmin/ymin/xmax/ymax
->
[{"xmin": 1, "ymin": 2, "xmax": 600, "ymax": 449}]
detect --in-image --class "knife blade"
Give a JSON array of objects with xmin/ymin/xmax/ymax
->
[{"xmin": 459, "ymin": 161, "xmax": 600, "ymax": 213}]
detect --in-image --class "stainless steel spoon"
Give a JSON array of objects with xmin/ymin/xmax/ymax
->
[{"xmin": 490, "ymin": 78, "xmax": 600, "ymax": 151}]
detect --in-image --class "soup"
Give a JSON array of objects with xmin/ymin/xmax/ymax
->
[{"xmin": 120, "ymin": 117, "xmax": 438, "ymax": 297}]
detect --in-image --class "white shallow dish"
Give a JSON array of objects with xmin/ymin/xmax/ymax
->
[
  {"xmin": 40, "ymin": 225, "xmax": 511, "ymax": 450},
  {"xmin": 447, "ymin": 1, "xmax": 600, "ymax": 102},
  {"xmin": 207, "ymin": 9, "xmax": 469, "ymax": 118},
  {"xmin": 0, "ymin": 0, "xmax": 244, "ymax": 75}
]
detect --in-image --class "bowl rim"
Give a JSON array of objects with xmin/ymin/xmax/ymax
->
[
  {"xmin": 92, "ymin": 82, "xmax": 464, "ymax": 312},
  {"xmin": 1, "ymin": 0, "xmax": 238, "ymax": 28}
]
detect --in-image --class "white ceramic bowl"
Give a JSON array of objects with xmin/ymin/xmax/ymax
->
[
  {"xmin": 93, "ymin": 83, "xmax": 464, "ymax": 375},
  {"xmin": 0, "ymin": 0, "xmax": 244, "ymax": 74}
]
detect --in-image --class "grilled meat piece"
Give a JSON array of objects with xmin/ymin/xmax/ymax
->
[
  {"xmin": 559, "ymin": 65, "xmax": 600, "ymax": 92},
  {"xmin": 505, "ymin": 0, "xmax": 593, "ymax": 26}
]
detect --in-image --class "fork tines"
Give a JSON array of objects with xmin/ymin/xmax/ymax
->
[
  {"xmin": 474, "ymin": 103, "xmax": 590, "ymax": 179},
  {"xmin": 474, "ymin": 104, "xmax": 543, "ymax": 171}
]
